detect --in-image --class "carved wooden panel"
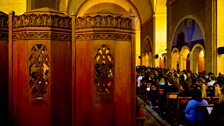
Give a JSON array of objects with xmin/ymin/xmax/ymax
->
[
  {"xmin": 29, "ymin": 44, "xmax": 49, "ymax": 103},
  {"xmin": 76, "ymin": 15, "xmax": 131, "ymax": 30},
  {"xmin": 94, "ymin": 45, "xmax": 113, "ymax": 102},
  {"xmin": 12, "ymin": 13, "xmax": 72, "ymax": 41},
  {"xmin": 13, "ymin": 14, "xmax": 71, "ymax": 29}
]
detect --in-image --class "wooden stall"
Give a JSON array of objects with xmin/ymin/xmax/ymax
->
[
  {"xmin": 0, "ymin": 11, "xmax": 9, "ymax": 125},
  {"xmin": 72, "ymin": 13, "xmax": 136, "ymax": 126},
  {"xmin": 9, "ymin": 8, "xmax": 72, "ymax": 126}
]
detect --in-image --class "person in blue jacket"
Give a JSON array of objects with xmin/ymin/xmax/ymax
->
[{"xmin": 184, "ymin": 87, "xmax": 208, "ymax": 125}]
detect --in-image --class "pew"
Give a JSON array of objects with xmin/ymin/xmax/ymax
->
[
  {"xmin": 211, "ymin": 97, "xmax": 219, "ymax": 105},
  {"xmin": 194, "ymin": 104, "xmax": 214, "ymax": 125},
  {"xmin": 166, "ymin": 92, "xmax": 178, "ymax": 106},
  {"xmin": 177, "ymin": 96, "xmax": 191, "ymax": 111},
  {"xmin": 158, "ymin": 89, "xmax": 165, "ymax": 95}
]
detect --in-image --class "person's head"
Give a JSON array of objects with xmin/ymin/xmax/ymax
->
[{"xmin": 191, "ymin": 88, "xmax": 202, "ymax": 101}]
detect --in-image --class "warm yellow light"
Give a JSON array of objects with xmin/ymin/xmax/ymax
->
[
  {"xmin": 154, "ymin": 14, "xmax": 167, "ymax": 67},
  {"xmin": 198, "ymin": 50, "xmax": 204, "ymax": 72},
  {"xmin": 217, "ymin": 0, "xmax": 224, "ymax": 74},
  {"xmin": 0, "ymin": 0, "xmax": 26, "ymax": 15},
  {"xmin": 136, "ymin": 18, "xmax": 141, "ymax": 66},
  {"xmin": 180, "ymin": 47, "xmax": 190, "ymax": 71},
  {"xmin": 172, "ymin": 50, "xmax": 179, "ymax": 70},
  {"xmin": 199, "ymin": 50, "xmax": 204, "ymax": 58}
]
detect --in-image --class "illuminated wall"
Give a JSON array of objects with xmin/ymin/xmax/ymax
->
[
  {"xmin": 180, "ymin": 46, "xmax": 190, "ymax": 71},
  {"xmin": 154, "ymin": 13, "xmax": 167, "ymax": 67},
  {"xmin": 191, "ymin": 45, "xmax": 204, "ymax": 73},
  {"xmin": 171, "ymin": 49, "xmax": 179, "ymax": 70},
  {"xmin": 136, "ymin": 18, "xmax": 141, "ymax": 66},
  {"xmin": 141, "ymin": 19, "xmax": 153, "ymax": 67},
  {"xmin": 217, "ymin": 0, "xmax": 224, "ymax": 74},
  {"xmin": 142, "ymin": 54, "xmax": 149, "ymax": 66},
  {"xmin": 198, "ymin": 50, "xmax": 204, "ymax": 72},
  {"xmin": 0, "ymin": 0, "xmax": 26, "ymax": 15}
]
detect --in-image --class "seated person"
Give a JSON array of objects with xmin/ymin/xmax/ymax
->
[
  {"xmin": 184, "ymin": 88, "xmax": 208, "ymax": 125},
  {"xmin": 214, "ymin": 82, "xmax": 221, "ymax": 97},
  {"xmin": 158, "ymin": 77, "xmax": 166, "ymax": 89},
  {"xmin": 178, "ymin": 84, "xmax": 191, "ymax": 97}
]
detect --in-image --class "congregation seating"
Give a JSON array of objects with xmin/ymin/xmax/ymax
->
[
  {"xmin": 211, "ymin": 96, "xmax": 219, "ymax": 104},
  {"xmin": 136, "ymin": 66, "xmax": 224, "ymax": 125},
  {"xmin": 141, "ymin": 88, "xmax": 221, "ymax": 125},
  {"xmin": 177, "ymin": 96, "xmax": 191, "ymax": 111},
  {"xmin": 158, "ymin": 89, "xmax": 165, "ymax": 95},
  {"xmin": 166, "ymin": 92, "xmax": 178, "ymax": 104},
  {"xmin": 194, "ymin": 104, "xmax": 214, "ymax": 125}
]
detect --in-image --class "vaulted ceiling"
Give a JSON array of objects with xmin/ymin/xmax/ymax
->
[
  {"xmin": 63, "ymin": 0, "xmax": 166, "ymax": 24},
  {"xmin": 0, "ymin": 0, "xmax": 166, "ymax": 25}
]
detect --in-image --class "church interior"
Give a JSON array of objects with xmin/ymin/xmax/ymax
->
[{"xmin": 0, "ymin": 0, "xmax": 224, "ymax": 126}]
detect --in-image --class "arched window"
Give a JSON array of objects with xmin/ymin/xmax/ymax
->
[
  {"xmin": 29, "ymin": 44, "xmax": 49, "ymax": 103},
  {"xmin": 94, "ymin": 45, "xmax": 113, "ymax": 96}
]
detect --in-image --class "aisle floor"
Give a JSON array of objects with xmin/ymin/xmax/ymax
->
[{"xmin": 137, "ymin": 96, "xmax": 171, "ymax": 126}]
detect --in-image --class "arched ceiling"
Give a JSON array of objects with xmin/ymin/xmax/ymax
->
[
  {"xmin": 84, "ymin": 3, "xmax": 128, "ymax": 16},
  {"xmin": 66, "ymin": 0, "xmax": 154, "ymax": 24}
]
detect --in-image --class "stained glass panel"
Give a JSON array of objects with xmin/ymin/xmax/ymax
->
[{"xmin": 94, "ymin": 45, "xmax": 113, "ymax": 96}]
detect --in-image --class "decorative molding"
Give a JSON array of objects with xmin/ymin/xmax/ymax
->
[
  {"xmin": 75, "ymin": 15, "xmax": 133, "ymax": 41},
  {"xmin": 13, "ymin": 31, "xmax": 71, "ymax": 41},
  {"xmin": 75, "ymin": 32, "xmax": 132, "ymax": 41},
  {"xmin": 13, "ymin": 14, "xmax": 71, "ymax": 30},
  {"xmin": 76, "ymin": 15, "xmax": 132, "ymax": 30}
]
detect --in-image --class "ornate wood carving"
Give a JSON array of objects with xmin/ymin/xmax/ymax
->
[
  {"xmin": 12, "ymin": 13, "xmax": 71, "ymax": 41},
  {"xmin": 12, "ymin": 31, "xmax": 71, "ymax": 41},
  {"xmin": 13, "ymin": 14, "xmax": 71, "ymax": 30},
  {"xmin": 76, "ymin": 15, "xmax": 132, "ymax": 30},
  {"xmin": 75, "ymin": 33, "xmax": 132, "ymax": 41},
  {"xmin": 75, "ymin": 15, "xmax": 133, "ymax": 41},
  {"xmin": 94, "ymin": 45, "xmax": 113, "ymax": 102},
  {"xmin": 29, "ymin": 44, "xmax": 49, "ymax": 104}
]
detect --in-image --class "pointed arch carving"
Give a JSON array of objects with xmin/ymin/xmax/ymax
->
[{"xmin": 94, "ymin": 44, "xmax": 114, "ymax": 103}]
